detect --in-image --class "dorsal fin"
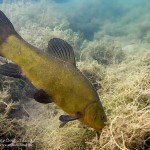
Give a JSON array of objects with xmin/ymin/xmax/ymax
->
[{"xmin": 47, "ymin": 38, "xmax": 76, "ymax": 67}]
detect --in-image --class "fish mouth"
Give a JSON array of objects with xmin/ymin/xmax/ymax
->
[
  {"xmin": 104, "ymin": 122, "xmax": 108, "ymax": 125},
  {"xmin": 104, "ymin": 121, "xmax": 109, "ymax": 125}
]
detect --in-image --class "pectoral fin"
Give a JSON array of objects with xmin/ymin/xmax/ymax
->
[
  {"xmin": 59, "ymin": 114, "xmax": 80, "ymax": 127},
  {"xmin": 0, "ymin": 63, "xmax": 23, "ymax": 78},
  {"xmin": 33, "ymin": 89, "xmax": 52, "ymax": 104}
]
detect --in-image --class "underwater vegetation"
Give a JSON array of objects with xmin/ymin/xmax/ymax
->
[{"xmin": 0, "ymin": 0, "xmax": 150, "ymax": 149}]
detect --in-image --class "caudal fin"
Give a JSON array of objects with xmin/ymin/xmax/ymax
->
[{"xmin": 0, "ymin": 10, "xmax": 17, "ymax": 44}]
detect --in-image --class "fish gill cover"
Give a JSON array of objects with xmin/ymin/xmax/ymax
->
[{"xmin": 0, "ymin": 0, "xmax": 150, "ymax": 149}]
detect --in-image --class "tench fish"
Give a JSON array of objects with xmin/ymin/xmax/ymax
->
[{"xmin": 0, "ymin": 11, "xmax": 107, "ymax": 131}]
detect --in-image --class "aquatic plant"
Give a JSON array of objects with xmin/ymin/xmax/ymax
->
[
  {"xmin": 78, "ymin": 61, "xmax": 105, "ymax": 91},
  {"xmin": 0, "ymin": 0, "xmax": 149, "ymax": 149},
  {"xmin": 80, "ymin": 39, "xmax": 125, "ymax": 65}
]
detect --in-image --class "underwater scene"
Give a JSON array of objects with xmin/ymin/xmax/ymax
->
[{"xmin": 0, "ymin": 0, "xmax": 150, "ymax": 149}]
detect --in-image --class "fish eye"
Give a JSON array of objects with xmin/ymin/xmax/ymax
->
[{"xmin": 101, "ymin": 116, "xmax": 105, "ymax": 120}]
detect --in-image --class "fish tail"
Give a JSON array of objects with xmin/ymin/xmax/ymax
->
[{"xmin": 0, "ymin": 10, "xmax": 17, "ymax": 45}]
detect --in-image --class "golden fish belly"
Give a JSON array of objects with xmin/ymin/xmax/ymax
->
[{"xmin": 0, "ymin": 35, "xmax": 97, "ymax": 115}]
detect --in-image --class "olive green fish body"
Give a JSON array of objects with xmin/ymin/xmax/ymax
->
[{"xmin": 0, "ymin": 11, "xmax": 107, "ymax": 131}]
